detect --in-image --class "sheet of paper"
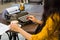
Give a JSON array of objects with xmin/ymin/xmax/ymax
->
[
  {"xmin": 0, "ymin": 23, "xmax": 21, "ymax": 35},
  {"xmin": 0, "ymin": 23, "xmax": 10, "ymax": 35}
]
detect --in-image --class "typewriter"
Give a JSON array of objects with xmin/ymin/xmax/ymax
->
[{"xmin": 2, "ymin": 6, "xmax": 33, "ymax": 26}]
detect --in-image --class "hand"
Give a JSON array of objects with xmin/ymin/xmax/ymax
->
[
  {"xmin": 27, "ymin": 15, "xmax": 38, "ymax": 23},
  {"xmin": 10, "ymin": 20, "xmax": 20, "ymax": 32}
]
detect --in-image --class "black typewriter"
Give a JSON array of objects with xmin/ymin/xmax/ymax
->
[{"xmin": 3, "ymin": 11, "xmax": 33, "ymax": 26}]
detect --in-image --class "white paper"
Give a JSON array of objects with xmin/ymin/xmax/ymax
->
[
  {"xmin": 0, "ymin": 23, "xmax": 21, "ymax": 35},
  {"xmin": 0, "ymin": 23, "xmax": 10, "ymax": 35}
]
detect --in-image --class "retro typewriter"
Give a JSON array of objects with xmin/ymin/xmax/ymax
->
[{"xmin": 2, "ymin": 6, "xmax": 33, "ymax": 26}]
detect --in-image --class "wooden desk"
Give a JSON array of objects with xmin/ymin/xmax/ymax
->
[{"xmin": 22, "ymin": 23, "xmax": 38, "ymax": 34}]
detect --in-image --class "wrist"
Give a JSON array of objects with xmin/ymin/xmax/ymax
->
[
  {"xmin": 36, "ymin": 20, "xmax": 43, "ymax": 24},
  {"xmin": 36, "ymin": 20, "xmax": 40, "ymax": 23}
]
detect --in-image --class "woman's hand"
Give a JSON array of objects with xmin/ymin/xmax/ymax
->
[
  {"xmin": 10, "ymin": 20, "xmax": 20, "ymax": 32},
  {"xmin": 27, "ymin": 15, "xmax": 38, "ymax": 23},
  {"xmin": 27, "ymin": 15, "xmax": 43, "ymax": 24}
]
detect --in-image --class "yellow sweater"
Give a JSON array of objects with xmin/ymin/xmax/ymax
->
[{"xmin": 30, "ymin": 13, "xmax": 60, "ymax": 40}]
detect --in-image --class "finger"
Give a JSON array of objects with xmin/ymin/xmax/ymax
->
[
  {"xmin": 27, "ymin": 17, "xmax": 32, "ymax": 20},
  {"xmin": 11, "ymin": 20, "xmax": 18, "ymax": 24},
  {"xmin": 28, "ymin": 18, "xmax": 33, "ymax": 21}
]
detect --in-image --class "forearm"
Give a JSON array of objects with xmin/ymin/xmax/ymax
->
[
  {"xmin": 10, "ymin": 21, "xmax": 32, "ymax": 40},
  {"xmin": 18, "ymin": 27, "xmax": 32, "ymax": 40}
]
